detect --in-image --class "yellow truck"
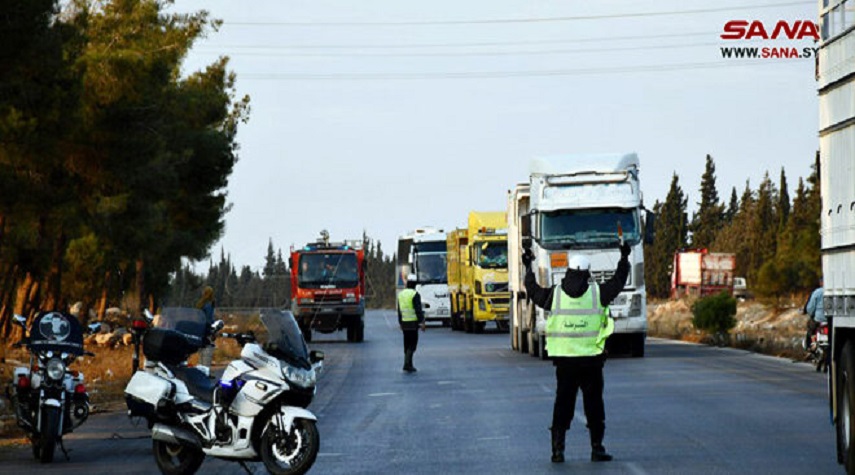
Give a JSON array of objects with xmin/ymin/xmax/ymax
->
[{"xmin": 447, "ymin": 211, "xmax": 511, "ymax": 333}]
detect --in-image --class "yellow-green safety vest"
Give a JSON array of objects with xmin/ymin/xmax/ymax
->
[
  {"xmin": 398, "ymin": 289, "xmax": 418, "ymax": 322},
  {"xmin": 546, "ymin": 282, "xmax": 614, "ymax": 357}
]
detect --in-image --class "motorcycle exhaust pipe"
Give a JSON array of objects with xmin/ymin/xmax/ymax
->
[{"xmin": 151, "ymin": 423, "xmax": 202, "ymax": 448}]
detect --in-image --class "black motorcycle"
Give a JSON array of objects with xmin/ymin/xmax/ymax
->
[{"xmin": 6, "ymin": 311, "xmax": 99, "ymax": 463}]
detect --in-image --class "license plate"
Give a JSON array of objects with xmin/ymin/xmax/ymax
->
[{"xmin": 436, "ymin": 309, "xmax": 449, "ymax": 316}]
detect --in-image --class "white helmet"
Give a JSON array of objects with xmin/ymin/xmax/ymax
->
[
  {"xmin": 567, "ymin": 254, "xmax": 591, "ymax": 271},
  {"xmin": 406, "ymin": 274, "xmax": 418, "ymax": 283}
]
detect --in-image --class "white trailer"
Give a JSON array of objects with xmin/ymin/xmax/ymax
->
[
  {"xmin": 508, "ymin": 154, "xmax": 654, "ymax": 358},
  {"xmin": 396, "ymin": 227, "xmax": 451, "ymax": 325},
  {"xmin": 818, "ymin": 2, "xmax": 855, "ymax": 471}
]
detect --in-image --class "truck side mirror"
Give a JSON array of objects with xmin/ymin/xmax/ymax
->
[
  {"xmin": 644, "ymin": 211, "xmax": 656, "ymax": 245},
  {"xmin": 288, "ymin": 256, "xmax": 293, "ymax": 269}
]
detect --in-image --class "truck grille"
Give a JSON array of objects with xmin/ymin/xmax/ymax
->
[
  {"xmin": 490, "ymin": 297, "xmax": 510, "ymax": 307},
  {"xmin": 315, "ymin": 294, "xmax": 342, "ymax": 303},
  {"xmin": 591, "ymin": 270, "xmax": 615, "ymax": 284}
]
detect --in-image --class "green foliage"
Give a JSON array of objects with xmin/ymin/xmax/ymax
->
[
  {"xmin": 690, "ymin": 154, "xmax": 724, "ymax": 249},
  {"xmin": 691, "ymin": 292, "xmax": 737, "ymax": 334},
  {"xmin": 644, "ymin": 174, "xmax": 688, "ymax": 298}
]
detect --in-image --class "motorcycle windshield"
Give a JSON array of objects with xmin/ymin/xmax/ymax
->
[
  {"xmin": 28, "ymin": 311, "xmax": 85, "ymax": 356},
  {"xmin": 260, "ymin": 309, "xmax": 311, "ymax": 370},
  {"xmin": 155, "ymin": 307, "xmax": 208, "ymax": 348}
]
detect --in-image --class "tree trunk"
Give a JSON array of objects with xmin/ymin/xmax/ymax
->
[
  {"xmin": 136, "ymin": 258, "xmax": 145, "ymax": 313},
  {"xmin": 97, "ymin": 269, "xmax": 111, "ymax": 320},
  {"xmin": 42, "ymin": 229, "xmax": 67, "ymax": 312}
]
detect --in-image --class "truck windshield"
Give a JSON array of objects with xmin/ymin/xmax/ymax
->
[
  {"xmin": 298, "ymin": 253, "xmax": 359, "ymax": 288},
  {"xmin": 540, "ymin": 208, "xmax": 640, "ymax": 249},
  {"xmin": 475, "ymin": 241, "xmax": 508, "ymax": 269},
  {"xmin": 415, "ymin": 252, "xmax": 447, "ymax": 284}
]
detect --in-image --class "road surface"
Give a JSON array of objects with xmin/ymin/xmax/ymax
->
[{"xmin": 0, "ymin": 309, "xmax": 840, "ymax": 474}]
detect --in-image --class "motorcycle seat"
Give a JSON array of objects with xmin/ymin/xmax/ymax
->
[{"xmin": 168, "ymin": 365, "xmax": 217, "ymax": 404}]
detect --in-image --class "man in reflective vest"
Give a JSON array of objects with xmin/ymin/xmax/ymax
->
[
  {"xmin": 397, "ymin": 274, "xmax": 426, "ymax": 373},
  {"xmin": 523, "ymin": 243, "xmax": 630, "ymax": 463}
]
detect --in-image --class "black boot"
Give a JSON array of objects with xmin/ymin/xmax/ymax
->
[
  {"xmin": 404, "ymin": 350, "xmax": 416, "ymax": 373},
  {"xmin": 550, "ymin": 429, "xmax": 565, "ymax": 463},
  {"xmin": 591, "ymin": 444, "xmax": 613, "ymax": 462}
]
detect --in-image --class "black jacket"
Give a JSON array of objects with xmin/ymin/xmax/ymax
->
[
  {"xmin": 397, "ymin": 291, "xmax": 425, "ymax": 329},
  {"xmin": 524, "ymin": 255, "xmax": 630, "ymax": 366}
]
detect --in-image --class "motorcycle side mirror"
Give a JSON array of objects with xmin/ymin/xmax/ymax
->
[
  {"xmin": 87, "ymin": 322, "xmax": 102, "ymax": 335},
  {"xmin": 310, "ymin": 350, "xmax": 325, "ymax": 363},
  {"xmin": 13, "ymin": 314, "xmax": 27, "ymax": 328},
  {"xmin": 211, "ymin": 320, "xmax": 225, "ymax": 333},
  {"xmin": 143, "ymin": 308, "xmax": 155, "ymax": 322}
]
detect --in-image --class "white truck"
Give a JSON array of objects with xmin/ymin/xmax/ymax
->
[
  {"xmin": 508, "ymin": 154, "xmax": 654, "ymax": 358},
  {"xmin": 396, "ymin": 227, "xmax": 451, "ymax": 325},
  {"xmin": 817, "ymin": 3, "xmax": 855, "ymax": 471}
]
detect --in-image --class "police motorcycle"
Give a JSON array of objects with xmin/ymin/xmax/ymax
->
[
  {"xmin": 803, "ymin": 320, "xmax": 830, "ymax": 373},
  {"xmin": 124, "ymin": 307, "xmax": 324, "ymax": 475},
  {"xmin": 6, "ymin": 311, "xmax": 100, "ymax": 463}
]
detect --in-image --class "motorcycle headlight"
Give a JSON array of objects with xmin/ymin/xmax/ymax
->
[
  {"xmin": 282, "ymin": 365, "xmax": 316, "ymax": 389},
  {"xmin": 46, "ymin": 358, "xmax": 65, "ymax": 380}
]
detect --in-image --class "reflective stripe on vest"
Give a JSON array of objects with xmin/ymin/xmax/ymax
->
[
  {"xmin": 546, "ymin": 283, "xmax": 614, "ymax": 357},
  {"xmin": 398, "ymin": 289, "xmax": 418, "ymax": 322}
]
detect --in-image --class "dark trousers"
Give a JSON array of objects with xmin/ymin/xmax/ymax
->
[
  {"xmin": 403, "ymin": 329, "xmax": 419, "ymax": 352},
  {"xmin": 552, "ymin": 363, "xmax": 606, "ymax": 444}
]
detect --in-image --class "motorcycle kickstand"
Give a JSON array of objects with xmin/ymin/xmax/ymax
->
[
  {"xmin": 238, "ymin": 460, "xmax": 254, "ymax": 475},
  {"xmin": 59, "ymin": 439, "xmax": 71, "ymax": 461}
]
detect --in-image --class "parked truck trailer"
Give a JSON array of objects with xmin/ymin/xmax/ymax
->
[
  {"xmin": 670, "ymin": 250, "xmax": 736, "ymax": 299},
  {"xmin": 817, "ymin": 4, "xmax": 855, "ymax": 471},
  {"xmin": 508, "ymin": 154, "xmax": 654, "ymax": 358}
]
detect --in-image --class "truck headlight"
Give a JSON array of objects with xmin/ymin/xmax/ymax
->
[
  {"xmin": 46, "ymin": 358, "xmax": 65, "ymax": 380},
  {"xmin": 283, "ymin": 366, "xmax": 316, "ymax": 388},
  {"xmin": 633, "ymin": 262, "xmax": 644, "ymax": 288},
  {"xmin": 478, "ymin": 299, "xmax": 487, "ymax": 311},
  {"xmin": 629, "ymin": 294, "xmax": 642, "ymax": 316}
]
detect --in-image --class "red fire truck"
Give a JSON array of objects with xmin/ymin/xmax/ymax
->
[{"xmin": 289, "ymin": 231, "xmax": 365, "ymax": 342}]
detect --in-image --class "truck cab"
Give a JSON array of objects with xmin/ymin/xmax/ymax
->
[{"xmin": 396, "ymin": 228, "xmax": 451, "ymax": 325}]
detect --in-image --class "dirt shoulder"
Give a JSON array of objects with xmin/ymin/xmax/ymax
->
[{"xmin": 648, "ymin": 299, "xmax": 808, "ymax": 359}]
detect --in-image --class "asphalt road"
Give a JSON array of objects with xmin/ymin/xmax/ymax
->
[{"xmin": 0, "ymin": 309, "xmax": 842, "ymax": 474}]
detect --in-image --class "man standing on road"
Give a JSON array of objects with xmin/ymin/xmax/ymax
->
[
  {"xmin": 397, "ymin": 274, "xmax": 426, "ymax": 373},
  {"xmin": 523, "ymin": 243, "xmax": 630, "ymax": 463}
]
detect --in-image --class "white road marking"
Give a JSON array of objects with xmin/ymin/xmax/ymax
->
[
  {"xmin": 626, "ymin": 462, "xmax": 649, "ymax": 475},
  {"xmin": 368, "ymin": 392, "xmax": 397, "ymax": 397},
  {"xmin": 437, "ymin": 381, "xmax": 455, "ymax": 385},
  {"xmin": 477, "ymin": 436, "xmax": 510, "ymax": 441},
  {"xmin": 540, "ymin": 383, "xmax": 552, "ymax": 394}
]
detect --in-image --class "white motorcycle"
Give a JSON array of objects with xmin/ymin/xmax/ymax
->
[
  {"xmin": 124, "ymin": 307, "xmax": 323, "ymax": 475},
  {"xmin": 6, "ymin": 311, "xmax": 100, "ymax": 463}
]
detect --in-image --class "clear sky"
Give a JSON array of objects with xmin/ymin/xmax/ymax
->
[{"xmin": 171, "ymin": 0, "xmax": 819, "ymax": 272}]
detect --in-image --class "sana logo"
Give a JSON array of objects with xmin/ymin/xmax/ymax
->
[{"xmin": 39, "ymin": 312, "xmax": 71, "ymax": 342}]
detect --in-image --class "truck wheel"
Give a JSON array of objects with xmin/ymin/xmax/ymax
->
[
  {"xmin": 519, "ymin": 328, "xmax": 529, "ymax": 354},
  {"xmin": 539, "ymin": 336, "xmax": 548, "ymax": 360},
  {"xmin": 529, "ymin": 331, "xmax": 540, "ymax": 358},
  {"xmin": 475, "ymin": 321, "xmax": 486, "ymax": 334},
  {"xmin": 355, "ymin": 317, "xmax": 365, "ymax": 342},
  {"xmin": 346, "ymin": 321, "xmax": 355, "ymax": 342},
  {"xmin": 631, "ymin": 333, "xmax": 646, "ymax": 358},
  {"xmin": 301, "ymin": 325, "xmax": 312, "ymax": 343},
  {"xmin": 838, "ymin": 341, "xmax": 855, "ymax": 473},
  {"xmin": 464, "ymin": 312, "xmax": 474, "ymax": 334}
]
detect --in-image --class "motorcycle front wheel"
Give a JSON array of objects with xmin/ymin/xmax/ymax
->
[
  {"xmin": 260, "ymin": 417, "xmax": 319, "ymax": 475},
  {"xmin": 38, "ymin": 406, "xmax": 61, "ymax": 463},
  {"xmin": 152, "ymin": 439, "xmax": 205, "ymax": 475}
]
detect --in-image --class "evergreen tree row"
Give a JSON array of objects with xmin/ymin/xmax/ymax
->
[{"xmin": 644, "ymin": 154, "xmax": 821, "ymax": 302}]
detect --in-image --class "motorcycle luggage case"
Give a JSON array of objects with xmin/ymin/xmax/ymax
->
[
  {"xmin": 143, "ymin": 328, "xmax": 200, "ymax": 365},
  {"xmin": 125, "ymin": 371, "xmax": 175, "ymax": 417}
]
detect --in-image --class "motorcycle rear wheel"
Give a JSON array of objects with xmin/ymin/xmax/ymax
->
[
  {"xmin": 153, "ymin": 439, "xmax": 205, "ymax": 475},
  {"xmin": 260, "ymin": 417, "xmax": 319, "ymax": 475}
]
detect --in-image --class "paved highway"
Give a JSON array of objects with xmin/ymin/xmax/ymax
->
[{"xmin": 0, "ymin": 309, "xmax": 841, "ymax": 474}]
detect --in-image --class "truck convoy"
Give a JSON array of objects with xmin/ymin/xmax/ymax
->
[
  {"xmin": 817, "ymin": 4, "xmax": 855, "ymax": 472},
  {"xmin": 508, "ymin": 154, "xmax": 654, "ymax": 358},
  {"xmin": 289, "ymin": 230, "xmax": 365, "ymax": 342},
  {"xmin": 446, "ymin": 212, "xmax": 511, "ymax": 333},
  {"xmin": 396, "ymin": 227, "xmax": 451, "ymax": 325},
  {"xmin": 670, "ymin": 250, "xmax": 736, "ymax": 298}
]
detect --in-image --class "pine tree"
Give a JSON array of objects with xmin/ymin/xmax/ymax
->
[
  {"xmin": 778, "ymin": 168, "xmax": 790, "ymax": 232},
  {"xmin": 646, "ymin": 174, "xmax": 688, "ymax": 298},
  {"xmin": 725, "ymin": 187, "xmax": 738, "ymax": 224},
  {"xmin": 690, "ymin": 155, "xmax": 723, "ymax": 249}
]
